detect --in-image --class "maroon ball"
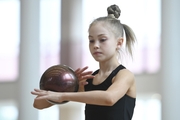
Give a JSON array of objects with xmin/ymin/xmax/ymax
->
[{"xmin": 39, "ymin": 64, "xmax": 79, "ymax": 104}]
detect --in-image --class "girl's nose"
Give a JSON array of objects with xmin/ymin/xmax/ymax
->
[{"xmin": 94, "ymin": 41, "xmax": 99, "ymax": 49}]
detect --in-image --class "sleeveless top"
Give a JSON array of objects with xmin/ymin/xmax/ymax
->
[{"xmin": 84, "ymin": 65, "xmax": 136, "ymax": 120}]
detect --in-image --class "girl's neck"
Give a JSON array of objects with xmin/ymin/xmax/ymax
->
[{"xmin": 98, "ymin": 60, "xmax": 121, "ymax": 74}]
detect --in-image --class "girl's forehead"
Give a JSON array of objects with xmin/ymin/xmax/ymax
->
[{"xmin": 89, "ymin": 22, "xmax": 112, "ymax": 35}]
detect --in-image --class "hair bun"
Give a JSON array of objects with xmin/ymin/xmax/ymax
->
[{"xmin": 107, "ymin": 4, "xmax": 121, "ymax": 19}]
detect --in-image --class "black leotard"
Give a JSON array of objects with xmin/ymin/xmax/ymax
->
[{"xmin": 85, "ymin": 65, "xmax": 136, "ymax": 120}]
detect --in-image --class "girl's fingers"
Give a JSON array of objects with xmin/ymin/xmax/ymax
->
[
  {"xmin": 74, "ymin": 68, "xmax": 81, "ymax": 73},
  {"xmin": 75, "ymin": 66, "xmax": 89, "ymax": 75},
  {"xmin": 34, "ymin": 89, "xmax": 43, "ymax": 92},
  {"xmin": 75, "ymin": 67, "xmax": 94, "ymax": 82},
  {"xmin": 81, "ymin": 81, "xmax": 88, "ymax": 85},
  {"xmin": 78, "ymin": 75, "xmax": 94, "ymax": 81},
  {"xmin": 31, "ymin": 91, "xmax": 43, "ymax": 95},
  {"xmin": 35, "ymin": 95, "xmax": 48, "ymax": 100},
  {"xmin": 31, "ymin": 89, "xmax": 48, "ymax": 95},
  {"xmin": 80, "ymin": 71, "xmax": 93, "ymax": 76}
]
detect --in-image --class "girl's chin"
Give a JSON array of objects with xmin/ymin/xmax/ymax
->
[{"xmin": 93, "ymin": 58, "xmax": 104, "ymax": 62}]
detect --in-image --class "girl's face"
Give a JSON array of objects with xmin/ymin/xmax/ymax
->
[{"xmin": 88, "ymin": 22, "xmax": 121, "ymax": 62}]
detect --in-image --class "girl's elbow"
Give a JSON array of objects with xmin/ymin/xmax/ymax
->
[
  {"xmin": 33, "ymin": 103, "xmax": 45, "ymax": 110},
  {"xmin": 105, "ymin": 96, "xmax": 117, "ymax": 106},
  {"xmin": 33, "ymin": 98, "xmax": 53, "ymax": 109},
  {"xmin": 33, "ymin": 101, "xmax": 52, "ymax": 110}
]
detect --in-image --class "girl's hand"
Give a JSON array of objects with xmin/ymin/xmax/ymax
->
[
  {"xmin": 75, "ymin": 66, "xmax": 94, "ymax": 91},
  {"xmin": 31, "ymin": 89, "xmax": 64, "ymax": 104}
]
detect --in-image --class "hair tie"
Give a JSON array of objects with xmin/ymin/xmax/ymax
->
[{"xmin": 108, "ymin": 14, "xmax": 116, "ymax": 18}]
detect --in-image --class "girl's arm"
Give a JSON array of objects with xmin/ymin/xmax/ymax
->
[
  {"xmin": 62, "ymin": 69, "xmax": 135, "ymax": 106},
  {"xmin": 33, "ymin": 96, "xmax": 53, "ymax": 109},
  {"xmin": 32, "ymin": 66, "xmax": 94, "ymax": 109},
  {"xmin": 31, "ymin": 69, "xmax": 136, "ymax": 106}
]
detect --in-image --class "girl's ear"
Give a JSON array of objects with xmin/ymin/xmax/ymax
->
[{"xmin": 117, "ymin": 37, "xmax": 124, "ymax": 50}]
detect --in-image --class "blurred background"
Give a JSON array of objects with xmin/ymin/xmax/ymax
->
[{"xmin": 0, "ymin": 0, "xmax": 179, "ymax": 120}]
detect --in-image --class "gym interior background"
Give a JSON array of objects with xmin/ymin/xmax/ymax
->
[{"xmin": 0, "ymin": 0, "xmax": 179, "ymax": 120}]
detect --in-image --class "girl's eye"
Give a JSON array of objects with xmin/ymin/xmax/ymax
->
[
  {"xmin": 100, "ymin": 39, "xmax": 106, "ymax": 42},
  {"xmin": 89, "ymin": 40, "xmax": 94, "ymax": 43}
]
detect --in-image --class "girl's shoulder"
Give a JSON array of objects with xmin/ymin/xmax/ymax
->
[{"xmin": 114, "ymin": 66, "xmax": 135, "ymax": 83}]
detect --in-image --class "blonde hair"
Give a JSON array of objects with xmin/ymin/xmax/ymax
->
[{"xmin": 88, "ymin": 4, "xmax": 136, "ymax": 57}]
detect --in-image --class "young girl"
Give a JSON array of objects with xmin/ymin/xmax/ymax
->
[{"xmin": 31, "ymin": 4, "xmax": 136, "ymax": 120}]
